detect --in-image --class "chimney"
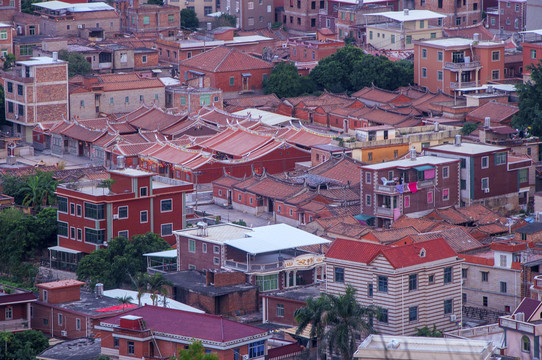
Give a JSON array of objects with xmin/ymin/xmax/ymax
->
[
  {"xmin": 117, "ymin": 155, "xmax": 125, "ymax": 169},
  {"xmin": 207, "ymin": 22, "xmax": 212, "ymax": 31},
  {"xmin": 484, "ymin": 116, "xmax": 491, "ymax": 128},
  {"xmin": 403, "ymin": 8, "xmax": 409, "ymax": 15},
  {"xmin": 410, "ymin": 147, "xmax": 416, "ymax": 161},
  {"xmin": 52, "ymin": 51, "xmax": 58, "ymax": 62},
  {"xmin": 434, "ymin": 122, "xmax": 439, "ymax": 132},
  {"xmin": 95, "ymin": 283, "xmax": 104, "ymax": 298},
  {"xmin": 455, "ymin": 134, "xmax": 462, "ymax": 146},
  {"xmin": 473, "ymin": 33, "xmax": 480, "ymax": 42}
]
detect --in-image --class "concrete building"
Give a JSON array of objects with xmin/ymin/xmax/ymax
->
[
  {"xmin": 325, "ymin": 237, "xmax": 463, "ymax": 335},
  {"xmin": 2, "ymin": 54, "xmax": 68, "ymax": 143},
  {"xmin": 116, "ymin": 0, "xmax": 180, "ymax": 35},
  {"xmin": 499, "ymin": 298, "xmax": 542, "ymax": 360},
  {"xmin": 221, "ymin": 0, "xmax": 274, "ymax": 29},
  {"xmin": 413, "ymin": 36, "xmax": 505, "ymax": 94},
  {"xmin": 282, "ymin": 0, "xmax": 322, "ymax": 32},
  {"xmin": 0, "ymin": 284, "xmax": 36, "ymax": 333},
  {"xmin": 365, "ymin": 9, "xmax": 445, "ymax": 50},
  {"xmin": 411, "ymin": 0, "xmax": 482, "ymax": 27}
]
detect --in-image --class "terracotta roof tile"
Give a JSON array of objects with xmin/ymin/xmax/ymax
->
[
  {"xmin": 180, "ymin": 46, "xmax": 273, "ymax": 72},
  {"xmin": 411, "ymin": 227, "xmax": 483, "ymax": 253},
  {"xmin": 362, "ymin": 226, "xmax": 419, "ymax": 244},
  {"xmin": 466, "ymin": 101, "xmax": 519, "ymax": 124}
]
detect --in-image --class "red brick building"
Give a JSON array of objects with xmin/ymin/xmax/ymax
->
[
  {"xmin": 2, "ymin": 54, "xmax": 68, "ymax": 143},
  {"xmin": 282, "ymin": 0, "xmax": 323, "ymax": 31},
  {"xmin": 486, "ymin": 0, "xmax": 526, "ymax": 33},
  {"xmin": 360, "ymin": 152, "xmax": 461, "ymax": 228},
  {"xmin": 412, "ymin": 0, "xmax": 482, "ymax": 27},
  {"xmin": 0, "ymin": 22, "xmax": 14, "ymax": 59},
  {"xmin": 116, "ymin": 0, "xmax": 180, "ymax": 36},
  {"xmin": 178, "ymin": 46, "xmax": 273, "ymax": 94},
  {"xmin": 0, "ymin": 284, "xmax": 36, "ymax": 332},
  {"xmin": 96, "ymin": 306, "xmax": 271, "ymax": 359},
  {"xmin": 53, "ymin": 168, "xmax": 193, "ymax": 270},
  {"xmin": 261, "ymin": 285, "xmax": 320, "ymax": 326},
  {"xmin": 414, "ymin": 37, "xmax": 505, "ymax": 95},
  {"xmin": 288, "ymin": 37, "xmax": 344, "ymax": 63}
]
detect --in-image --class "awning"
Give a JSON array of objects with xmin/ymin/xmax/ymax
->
[
  {"xmin": 242, "ymin": 73, "xmax": 252, "ymax": 77},
  {"xmin": 189, "ymin": 70, "xmax": 205, "ymax": 76},
  {"xmin": 413, "ymin": 165, "xmax": 435, "ymax": 171},
  {"xmin": 354, "ymin": 214, "xmax": 374, "ymax": 221},
  {"xmin": 151, "ymin": 69, "xmax": 162, "ymax": 73},
  {"xmin": 143, "ymin": 249, "xmax": 177, "ymax": 258},
  {"xmin": 48, "ymin": 245, "xmax": 82, "ymax": 254}
]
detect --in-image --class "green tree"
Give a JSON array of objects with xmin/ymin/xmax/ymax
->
[
  {"xmin": 513, "ymin": 61, "xmax": 542, "ymax": 136},
  {"xmin": 3, "ymin": 54, "xmax": 15, "ymax": 70},
  {"xmin": 461, "ymin": 122, "xmax": 478, "ymax": 135},
  {"xmin": 147, "ymin": 0, "xmax": 163, "ymax": 4},
  {"xmin": 115, "ymin": 295, "xmax": 134, "ymax": 311},
  {"xmin": 181, "ymin": 8, "xmax": 199, "ymax": 30},
  {"xmin": 415, "ymin": 324, "xmax": 443, "ymax": 337},
  {"xmin": 173, "ymin": 341, "xmax": 218, "ymax": 360},
  {"xmin": 213, "ymin": 13, "xmax": 237, "ymax": 28},
  {"xmin": 295, "ymin": 285, "xmax": 380, "ymax": 360},
  {"xmin": 147, "ymin": 273, "xmax": 172, "ymax": 306},
  {"xmin": 58, "ymin": 50, "xmax": 92, "ymax": 78},
  {"xmin": 310, "ymin": 46, "xmax": 413, "ymax": 94},
  {"xmin": 264, "ymin": 62, "xmax": 315, "ymax": 98},
  {"xmin": 0, "ymin": 330, "xmax": 49, "ymax": 360},
  {"xmin": 1, "ymin": 175, "xmax": 26, "ymax": 204},
  {"xmin": 19, "ymin": 170, "xmax": 57, "ymax": 208},
  {"xmin": 21, "ymin": 0, "xmax": 40, "ymax": 14},
  {"xmin": 76, "ymin": 233, "xmax": 170, "ymax": 289}
]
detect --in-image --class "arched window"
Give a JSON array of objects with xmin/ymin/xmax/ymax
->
[{"xmin": 522, "ymin": 335, "xmax": 531, "ymax": 353}]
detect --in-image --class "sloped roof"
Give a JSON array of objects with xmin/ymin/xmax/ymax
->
[
  {"xmin": 308, "ymin": 156, "xmax": 363, "ymax": 186},
  {"xmin": 198, "ymin": 128, "xmax": 273, "ymax": 157},
  {"xmin": 363, "ymin": 226, "xmax": 419, "ymax": 244},
  {"xmin": 411, "ymin": 227, "xmax": 483, "ymax": 253},
  {"xmin": 128, "ymin": 108, "xmax": 187, "ymax": 132},
  {"xmin": 466, "ymin": 101, "xmax": 519, "ymax": 124},
  {"xmin": 179, "ymin": 46, "xmax": 273, "ymax": 73}
]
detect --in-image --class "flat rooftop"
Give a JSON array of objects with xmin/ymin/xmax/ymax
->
[
  {"xmin": 426, "ymin": 142, "xmax": 506, "ymax": 155},
  {"xmin": 368, "ymin": 9, "xmax": 446, "ymax": 22},
  {"xmin": 262, "ymin": 284, "xmax": 321, "ymax": 302},
  {"xmin": 174, "ymin": 223, "xmax": 252, "ymax": 244},
  {"xmin": 38, "ymin": 290, "xmax": 130, "ymax": 317},
  {"xmin": 17, "ymin": 56, "xmax": 66, "ymax": 66},
  {"xmin": 164, "ymin": 270, "xmax": 257, "ymax": 297},
  {"xmin": 361, "ymin": 155, "xmax": 459, "ymax": 170},
  {"xmin": 417, "ymin": 37, "xmax": 503, "ymax": 47}
]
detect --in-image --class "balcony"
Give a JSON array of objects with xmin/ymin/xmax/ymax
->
[
  {"xmin": 0, "ymin": 319, "xmax": 29, "ymax": 332},
  {"xmin": 224, "ymin": 253, "xmax": 324, "ymax": 274},
  {"xmin": 444, "ymin": 60, "xmax": 481, "ymax": 71},
  {"xmin": 375, "ymin": 206, "xmax": 394, "ymax": 217},
  {"xmin": 375, "ymin": 179, "xmax": 434, "ymax": 194},
  {"xmin": 499, "ymin": 314, "xmax": 536, "ymax": 335},
  {"xmin": 224, "ymin": 260, "xmax": 280, "ymax": 273},
  {"xmin": 450, "ymin": 81, "xmax": 479, "ymax": 89}
]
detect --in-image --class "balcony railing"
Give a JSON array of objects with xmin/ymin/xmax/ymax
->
[
  {"xmin": 444, "ymin": 60, "xmax": 481, "ymax": 71},
  {"xmin": 224, "ymin": 260, "xmax": 282, "ymax": 273},
  {"xmin": 375, "ymin": 179, "xmax": 435, "ymax": 194},
  {"xmin": 375, "ymin": 206, "xmax": 394, "ymax": 217},
  {"xmin": 450, "ymin": 81, "xmax": 479, "ymax": 89},
  {"xmin": 0, "ymin": 319, "xmax": 29, "ymax": 332}
]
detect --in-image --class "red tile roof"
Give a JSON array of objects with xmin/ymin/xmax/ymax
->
[
  {"xmin": 101, "ymin": 305, "xmax": 267, "ymax": 343},
  {"xmin": 466, "ymin": 101, "xmax": 519, "ymax": 124},
  {"xmin": 37, "ymin": 279, "xmax": 85, "ymax": 290},
  {"xmin": 180, "ymin": 46, "xmax": 273, "ymax": 73},
  {"xmin": 129, "ymin": 108, "xmax": 187, "ymax": 132}
]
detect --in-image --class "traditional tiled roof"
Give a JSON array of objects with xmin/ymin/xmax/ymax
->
[
  {"xmin": 353, "ymin": 86, "xmax": 413, "ymax": 105},
  {"xmin": 179, "ymin": 46, "xmax": 273, "ymax": 73},
  {"xmin": 443, "ymin": 22, "xmax": 496, "ymax": 41},
  {"xmin": 512, "ymin": 298, "xmax": 542, "ymax": 321},
  {"xmin": 235, "ymin": 175, "xmax": 303, "ymax": 200},
  {"xmin": 100, "ymin": 305, "xmax": 267, "ymax": 343},
  {"xmin": 197, "ymin": 128, "xmax": 273, "ymax": 158},
  {"xmin": 411, "ymin": 227, "xmax": 483, "ymax": 253},
  {"xmin": 223, "ymin": 94, "xmax": 281, "ymax": 112},
  {"xmin": 362, "ymin": 226, "xmax": 419, "ymax": 244},
  {"xmin": 467, "ymin": 101, "xmax": 519, "ymax": 125},
  {"xmin": 424, "ymin": 207, "xmax": 472, "ymax": 225},
  {"xmin": 308, "ymin": 155, "xmax": 363, "ymax": 186},
  {"xmin": 391, "ymin": 216, "xmax": 441, "ymax": 232},
  {"xmin": 455, "ymin": 204, "xmax": 506, "ymax": 225},
  {"xmin": 128, "ymin": 108, "xmax": 187, "ymax": 132},
  {"xmin": 60, "ymin": 123, "xmax": 107, "ymax": 143},
  {"xmin": 212, "ymin": 174, "xmax": 246, "ymax": 187}
]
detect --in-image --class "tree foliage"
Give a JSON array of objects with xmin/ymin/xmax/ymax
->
[
  {"xmin": 2, "ymin": 170, "xmax": 58, "ymax": 208},
  {"xmin": 461, "ymin": 122, "xmax": 478, "ymax": 135},
  {"xmin": 213, "ymin": 13, "xmax": 237, "ymax": 28},
  {"xmin": 21, "ymin": 0, "xmax": 41, "ymax": 14},
  {"xmin": 295, "ymin": 285, "xmax": 381, "ymax": 360},
  {"xmin": 76, "ymin": 233, "xmax": 170, "ymax": 289},
  {"xmin": 2, "ymin": 54, "xmax": 15, "ymax": 70},
  {"xmin": 146, "ymin": 0, "xmax": 163, "ymax": 4},
  {"xmin": 512, "ymin": 61, "xmax": 542, "ymax": 136},
  {"xmin": 264, "ymin": 62, "xmax": 315, "ymax": 98},
  {"xmin": 0, "ymin": 330, "xmax": 49, "ymax": 360},
  {"xmin": 181, "ymin": 8, "xmax": 199, "ymax": 30},
  {"xmin": 58, "ymin": 50, "xmax": 92, "ymax": 78},
  {"xmin": 309, "ymin": 46, "xmax": 413, "ymax": 94},
  {"xmin": 415, "ymin": 324, "xmax": 443, "ymax": 337},
  {"xmin": 173, "ymin": 341, "xmax": 219, "ymax": 360}
]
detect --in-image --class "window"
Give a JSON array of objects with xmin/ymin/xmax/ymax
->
[
  {"xmin": 481, "ymin": 156, "xmax": 489, "ymax": 168},
  {"xmin": 6, "ymin": 82, "xmax": 12, "ymax": 93},
  {"xmin": 70, "ymin": 203, "xmax": 75, "ymax": 215},
  {"xmin": 20, "ymin": 45, "xmax": 34, "ymax": 56},
  {"xmin": 110, "ymin": 97, "xmax": 114, "ymax": 105},
  {"xmin": 406, "ymin": 35, "xmax": 412, "ymax": 44},
  {"xmin": 394, "ymin": 150, "xmax": 398, "ymax": 158},
  {"xmin": 422, "ymin": 48, "xmax": 427, "ymax": 58},
  {"xmin": 125, "ymin": 96, "xmax": 129, "ymax": 104},
  {"xmin": 427, "ymin": 191, "xmax": 433, "ymax": 204},
  {"xmin": 365, "ymin": 195, "xmax": 371, "ymax": 206},
  {"xmin": 462, "ymin": 268, "xmax": 467, "ymax": 278},
  {"xmin": 500, "ymin": 254, "xmax": 507, "ymax": 267},
  {"xmin": 85, "ymin": 203, "xmax": 104, "ymax": 219},
  {"xmin": 277, "ymin": 205, "xmax": 281, "ymax": 213},
  {"xmin": 335, "ymin": 267, "xmax": 344, "ymax": 283},
  {"xmin": 0, "ymin": 30, "xmax": 6, "ymax": 40},
  {"xmin": 444, "ymin": 267, "xmax": 452, "ymax": 284},
  {"xmin": 492, "ymin": 70, "xmax": 500, "ymax": 80},
  {"xmin": 229, "ymin": 77, "xmax": 235, "ymax": 86},
  {"xmin": 17, "ymin": 84, "xmax": 23, "ymax": 96},
  {"xmin": 161, "ymin": 199, "xmax": 172, "ymax": 212},
  {"xmin": 378, "ymin": 276, "xmax": 388, "ymax": 292},
  {"xmin": 428, "ymin": 274, "xmax": 434, "ymax": 283},
  {"xmin": 481, "ymin": 177, "xmax": 489, "ymax": 190},
  {"xmin": 522, "ymin": 336, "xmax": 530, "ymax": 353},
  {"xmin": 43, "ymin": 290, "xmax": 48, "ymax": 302},
  {"xmin": 369, "ymin": 31, "xmax": 373, "ymax": 40},
  {"xmin": 142, "ymin": 55, "xmax": 147, "ymax": 63},
  {"xmin": 213, "ymin": 257, "xmax": 219, "ymax": 265},
  {"xmin": 532, "ymin": 49, "xmax": 537, "ymax": 59},
  {"xmin": 140, "ymin": 211, "xmax": 148, "ymax": 223},
  {"xmin": 519, "ymin": 168, "xmax": 528, "ymax": 183},
  {"xmin": 442, "ymin": 166, "xmax": 449, "ymax": 178},
  {"xmin": 378, "ymin": 309, "xmax": 388, "ymax": 323},
  {"xmin": 404, "ymin": 195, "xmax": 410, "ymax": 208},
  {"xmin": 77, "ymin": 228, "xmax": 82, "ymax": 241},
  {"xmin": 85, "ymin": 228, "xmax": 105, "ymax": 244},
  {"xmin": 256, "ymin": 275, "xmax": 278, "ymax": 291},
  {"xmin": 444, "ymin": 299, "xmax": 453, "ymax": 314},
  {"xmin": 248, "ymin": 17, "xmax": 255, "ymax": 25},
  {"xmin": 213, "ymin": 245, "xmax": 220, "ymax": 254},
  {"xmin": 437, "ymin": 51, "xmax": 443, "ymax": 61},
  {"xmin": 481, "ymin": 271, "xmax": 488, "ymax": 282},
  {"xmin": 483, "ymin": 296, "xmax": 488, "ymax": 307},
  {"xmin": 140, "ymin": 187, "xmax": 148, "ymax": 197},
  {"xmin": 430, "ymin": 32, "xmax": 436, "ymax": 39},
  {"xmin": 43, "ymin": 318, "xmax": 48, "ymax": 326},
  {"xmin": 409, "ymin": 306, "xmax": 418, "ymax": 321},
  {"xmin": 58, "ymin": 222, "xmax": 68, "ymax": 237},
  {"xmin": 143, "ymin": 16, "xmax": 150, "ymax": 25},
  {"xmin": 437, "ymin": 70, "xmax": 443, "ymax": 81},
  {"xmin": 500, "ymin": 281, "xmax": 507, "ymax": 293},
  {"xmin": 58, "ymin": 313, "xmax": 63, "ymax": 326},
  {"xmin": 5, "ymin": 307, "xmax": 12, "ymax": 320},
  {"xmin": 422, "ymin": 67, "xmax": 427, "ymax": 78},
  {"xmin": 495, "ymin": 152, "xmax": 506, "ymax": 165},
  {"xmin": 70, "ymin": 227, "xmax": 75, "ymax": 239},
  {"xmin": 277, "ymin": 304, "xmax": 284, "ymax": 317},
  {"xmin": 118, "ymin": 206, "xmax": 128, "ymax": 219},
  {"xmin": 368, "ymin": 152, "xmax": 373, "ymax": 161},
  {"xmin": 419, "ymin": 20, "xmax": 424, "ymax": 29},
  {"xmin": 248, "ymin": 1, "xmax": 254, "ymax": 8},
  {"xmin": 456, "ymin": 16, "xmax": 461, "ymax": 25},
  {"xmin": 168, "ymin": 14, "xmax": 174, "ymax": 23},
  {"xmin": 128, "ymin": 341, "xmax": 135, "ymax": 355},
  {"xmin": 189, "ymin": 239, "xmax": 196, "ymax": 253},
  {"xmin": 492, "ymin": 51, "xmax": 500, "ymax": 61},
  {"xmin": 249, "ymin": 340, "xmax": 265, "ymax": 358},
  {"xmin": 391, "ymin": 34, "xmax": 395, "ymax": 44},
  {"xmin": 368, "ymin": 283, "xmax": 373, "ymax": 297},
  {"xmin": 409, "ymin": 274, "xmax": 417, "ymax": 291},
  {"xmin": 200, "ymin": 94, "xmax": 210, "ymax": 106},
  {"xmin": 442, "ymin": 188, "xmax": 449, "ymax": 201},
  {"xmin": 462, "ymin": 293, "xmax": 467, "ymax": 303}
]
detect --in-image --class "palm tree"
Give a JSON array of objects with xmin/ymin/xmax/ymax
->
[
  {"xmin": 20, "ymin": 171, "xmax": 58, "ymax": 208},
  {"xmin": 115, "ymin": 295, "xmax": 134, "ymax": 311},
  {"xmin": 147, "ymin": 273, "xmax": 172, "ymax": 306},
  {"xmin": 295, "ymin": 285, "xmax": 380, "ymax": 360},
  {"xmin": 132, "ymin": 272, "xmax": 150, "ymax": 306}
]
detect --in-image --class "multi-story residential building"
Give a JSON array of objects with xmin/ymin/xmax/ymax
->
[
  {"xmin": 521, "ymin": 32, "xmax": 542, "ymax": 81},
  {"xmin": 52, "ymin": 167, "xmax": 193, "ymax": 269},
  {"xmin": 499, "ymin": 298, "xmax": 542, "ymax": 360},
  {"xmin": 2, "ymin": 54, "xmax": 68, "ymax": 143},
  {"xmin": 174, "ymin": 223, "xmax": 329, "ymax": 292},
  {"xmin": 69, "ymin": 73, "xmax": 165, "ymax": 119},
  {"xmin": 0, "ymin": 22, "xmax": 14, "ymax": 59},
  {"xmin": 261, "ymin": 285, "xmax": 320, "ymax": 327},
  {"xmin": 116, "ymin": 0, "xmax": 180, "ymax": 36},
  {"xmin": 221, "ymin": 0, "xmax": 275, "ymax": 29},
  {"xmin": 486, "ymin": 0, "xmax": 526, "ymax": 33},
  {"xmin": 287, "ymin": 36, "xmax": 344, "ymax": 63},
  {"xmin": 32, "ymin": 1, "xmax": 120, "ymax": 38},
  {"xmin": 526, "ymin": 0, "xmax": 542, "ymax": 30},
  {"xmin": 411, "ymin": 0, "xmax": 482, "ymax": 27},
  {"xmin": 365, "ymin": 10, "xmax": 445, "ymax": 50},
  {"xmin": 413, "ymin": 36, "xmax": 505, "ymax": 94},
  {"xmin": 282, "ymin": 0, "xmax": 323, "ymax": 32},
  {"xmin": 167, "ymin": 0, "xmax": 218, "ymax": 22},
  {"xmin": 0, "ymin": 284, "xmax": 36, "ymax": 333},
  {"xmin": 425, "ymin": 138, "xmax": 534, "ymax": 212},
  {"xmin": 96, "ymin": 306, "xmax": 272, "ymax": 359},
  {"xmin": 333, "ymin": 3, "xmax": 393, "ymax": 43},
  {"xmin": 325, "ymin": 237, "xmax": 463, "ymax": 335},
  {"xmin": 360, "ymin": 151, "xmax": 461, "ymax": 228}
]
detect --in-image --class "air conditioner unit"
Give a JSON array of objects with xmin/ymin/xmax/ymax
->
[
  {"xmin": 450, "ymin": 314, "xmax": 457, "ymax": 322},
  {"xmin": 484, "ymin": 188, "xmax": 490, "ymax": 193},
  {"xmin": 14, "ymin": 114, "xmax": 18, "ymax": 120},
  {"xmin": 282, "ymin": 43, "xmax": 287, "ymax": 48},
  {"xmin": 60, "ymin": 330, "xmax": 67, "ymax": 337},
  {"xmin": 242, "ymin": 355, "xmax": 249, "ymax": 360},
  {"xmin": 226, "ymin": 6, "xmax": 229, "ymax": 10},
  {"xmin": 113, "ymin": 214, "xmax": 119, "ymax": 220},
  {"xmin": 77, "ymin": 24, "xmax": 83, "ymax": 29}
]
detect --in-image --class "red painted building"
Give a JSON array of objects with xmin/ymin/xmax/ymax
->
[
  {"xmin": 0, "ymin": 284, "xmax": 36, "ymax": 333},
  {"xmin": 96, "ymin": 305, "xmax": 271, "ymax": 359},
  {"xmin": 486, "ymin": 0, "xmax": 526, "ymax": 33},
  {"xmin": 53, "ymin": 167, "xmax": 193, "ymax": 270}
]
